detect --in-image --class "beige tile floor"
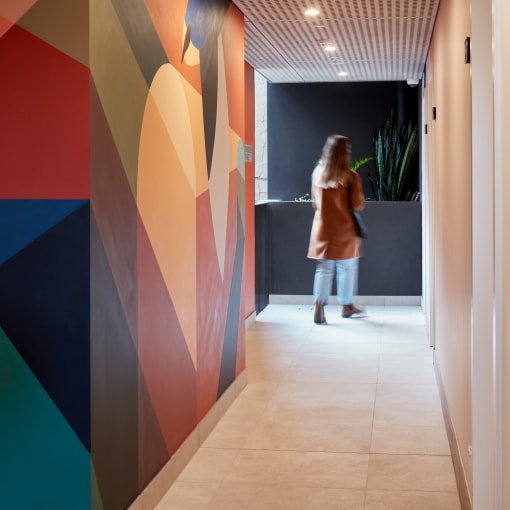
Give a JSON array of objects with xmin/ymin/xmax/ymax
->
[{"xmin": 156, "ymin": 305, "xmax": 461, "ymax": 510}]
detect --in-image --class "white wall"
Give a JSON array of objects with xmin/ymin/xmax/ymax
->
[
  {"xmin": 494, "ymin": 0, "xmax": 510, "ymax": 507},
  {"xmin": 427, "ymin": 0, "xmax": 510, "ymax": 507},
  {"xmin": 254, "ymin": 71, "xmax": 268, "ymax": 202},
  {"xmin": 425, "ymin": 0, "xmax": 473, "ymax": 505},
  {"xmin": 471, "ymin": 0, "xmax": 496, "ymax": 507},
  {"xmin": 471, "ymin": 0, "xmax": 510, "ymax": 507}
]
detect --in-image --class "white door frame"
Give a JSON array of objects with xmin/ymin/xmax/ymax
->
[{"xmin": 471, "ymin": 0, "xmax": 500, "ymax": 507}]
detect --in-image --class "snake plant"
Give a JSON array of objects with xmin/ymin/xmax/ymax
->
[{"xmin": 370, "ymin": 112, "xmax": 419, "ymax": 201}]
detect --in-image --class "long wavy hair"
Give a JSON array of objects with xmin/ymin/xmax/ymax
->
[{"xmin": 317, "ymin": 134, "xmax": 352, "ymax": 187}]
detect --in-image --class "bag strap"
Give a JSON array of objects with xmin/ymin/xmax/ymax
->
[{"xmin": 347, "ymin": 172, "xmax": 355, "ymax": 210}]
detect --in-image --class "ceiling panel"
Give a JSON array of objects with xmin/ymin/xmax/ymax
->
[{"xmin": 232, "ymin": 0, "xmax": 440, "ymax": 83}]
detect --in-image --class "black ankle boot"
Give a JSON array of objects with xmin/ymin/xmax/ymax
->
[{"xmin": 314, "ymin": 302, "xmax": 327, "ymax": 324}]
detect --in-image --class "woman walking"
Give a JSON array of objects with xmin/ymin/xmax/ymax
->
[{"xmin": 307, "ymin": 134, "xmax": 366, "ymax": 324}]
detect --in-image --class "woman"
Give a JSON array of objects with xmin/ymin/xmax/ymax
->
[{"xmin": 307, "ymin": 134, "xmax": 366, "ymax": 324}]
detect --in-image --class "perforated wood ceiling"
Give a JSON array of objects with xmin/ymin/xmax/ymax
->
[{"xmin": 232, "ymin": 0, "xmax": 440, "ymax": 83}]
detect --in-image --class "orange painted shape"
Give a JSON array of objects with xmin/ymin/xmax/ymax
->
[
  {"xmin": 138, "ymin": 85, "xmax": 198, "ymax": 368},
  {"xmin": 0, "ymin": 0, "xmax": 38, "ymax": 25},
  {"xmin": 244, "ymin": 63, "xmax": 255, "ymax": 317},
  {"xmin": 150, "ymin": 64, "xmax": 208, "ymax": 197},
  {"xmin": 196, "ymin": 189, "xmax": 226, "ymax": 419},
  {"xmin": 137, "ymin": 216, "xmax": 198, "ymax": 456},
  {"xmin": 181, "ymin": 73, "xmax": 209, "ymax": 196},
  {"xmin": 0, "ymin": 15, "xmax": 13, "ymax": 37},
  {"xmin": 222, "ymin": 4, "xmax": 245, "ymax": 138},
  {"xmin": 196, "ymin": 169, "xmax": 240, "ymax": 419},
  {"xmin": 144, "ymin": 0, "xmax": 202, "ymax": 93}
]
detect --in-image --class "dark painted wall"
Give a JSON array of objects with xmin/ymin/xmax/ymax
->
[
  {"xmin": 256, "ymin": 201, "xmax": 422, "ymax": 305},
  {"xmin": 267, "ymin": 82, "xmax": 420, "ymax": 201},
  {"xmin": 255, "ymin": 203, "xmax": 270, "ymax": 313}
]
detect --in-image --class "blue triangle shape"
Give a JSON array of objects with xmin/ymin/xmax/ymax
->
[
  {"xmin": 0, "ymin": 199, "xmax": 87, "ymax": 264},
  {"xmin": 0, "ymin": 203, "xmax": 91, "ymax": 450}
]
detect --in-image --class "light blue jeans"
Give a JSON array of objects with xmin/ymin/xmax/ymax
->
[{"xmin": 313, "ymin": 258, "xmax": 359, "ymax": 305}]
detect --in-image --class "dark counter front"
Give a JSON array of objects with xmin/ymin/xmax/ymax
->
[{"xmin": 255, "ymin": 201, "xmax": 422, "ymax": 310}]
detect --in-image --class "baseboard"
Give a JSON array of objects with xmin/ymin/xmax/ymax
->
[
  {"xmin": 245, "ymin": 311, "xmax": 257, "ymax": 329},
  {"xmin": 128, "ymin": 370, "xmax": 248, "ymax": 510},
  {"xmin": 268, "ymin": 294, "xmax": 422, "ymax": 306},
  {"xmin": 434, "ymin": 353, "xmax": 472, "ymax": 510}
]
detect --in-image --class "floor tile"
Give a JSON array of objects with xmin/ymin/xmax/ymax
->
[
  {"xmin": 367, "ymin": 454, "xmax": 458, "ymax": 492},
  {"xmin": 236, "ymin": 380, "xmax": 281, "ymax": 401},
  {"xmin": 177, "ymin": 448, "xmax": 240, "ymax": 483},
  {"xmin": 284, "ymin": 364, "xmax": 380, "ymax": 384},
  {"xmin": 378, "ymin": 353, "xmax": 435, "ymax": 367},
  {"xmin": 244, "ymin": 419, "xmax": 372, "ymax": 453},
  {"xmin": 201, "ymin": 416, "xmax": 259, "ymax": 449},
  {"xmin": 208, "ymin": 483, "xmax": 365, "ymax": 510},
  {"xmin": 364, "ymin": 489, "xmax": 461, "ymax": 510},
  {"xmin": 275, "ymin": 381, "xmax": 377, "ymax": 403},
  {"xmin": 375, "ymin": 383, "xmax": 440, "ymax": 404},
  {"xmin": 373, "ymin": 400, "xmax": 445, "ymax": 427},
  {"xmin": 155, "ymin": 481, "xmax": 220, "ymax": 510},
  {"xmin": 379, "ymin": 342, "xmax": 431, "ymax": 355},
  {"xmin": 376, "ymin": 364, "xmax": 437, "ymax": 384},
  {"xmin": 220, "ymin": 394, "xmax": 269, "ymax": 418},
  {"xmin": 227, "ymin": 450, "xmax": 370, "ymax": 489},
  {"xmin": 370, "ymin": 425, "xmax": 451, "ymax": 455},
  {"xmin": 264, "ymin": 398, "xmax": 375, "ymax": 428},
  {"xmin": 155, "ymin": 305, "xmax": 461, "ymax": 509}
]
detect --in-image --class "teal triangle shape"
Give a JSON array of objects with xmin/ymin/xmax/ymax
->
[
  {"xmin": 0, "ymin": 199, "xmax": 87, "ymax": 264},
  {"xmin": 0, "ymin": 327, "xmax": 91, "ymax": 509}
]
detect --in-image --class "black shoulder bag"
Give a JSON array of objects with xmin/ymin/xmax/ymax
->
[{"xmin": 348, "ymin": 174, "xmax": 368, "ymax": 239}]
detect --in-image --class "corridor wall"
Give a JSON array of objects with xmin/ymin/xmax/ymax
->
[
  {"xmin": 0, "ymin": 1, "xmax": 248, "ymax": 509},
  {"xmin": 424, "ymin": 0, "xmax": 473, "ymax": 506}
]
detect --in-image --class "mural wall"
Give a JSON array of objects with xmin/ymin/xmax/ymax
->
[{"xmin": 0, "ymin": 1, "xmax": 246, "ymax": 508}]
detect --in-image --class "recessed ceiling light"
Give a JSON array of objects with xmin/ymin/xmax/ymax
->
[
  {"xmin": 305, "ymin": 8, "xmax": 320, "ymax": 16},
  {"xmin": 323, "ymin": 44, "xmax": 336, "ymax": 52},
  {"xmin": 338, "ymin": 71, "xmax": 348, "ymax": 76}
]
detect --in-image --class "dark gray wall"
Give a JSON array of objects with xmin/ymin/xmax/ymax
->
[
  {"xmin": 255, "ymin": 203, "xmax": 270, "ymax": 313},
  {"xmin": 267, "ymin": 81, "xmax": 420, "ymax": 201},
  {"xmin": 255, "ymin": 201, "xmax": 421, "ymax": 310}
]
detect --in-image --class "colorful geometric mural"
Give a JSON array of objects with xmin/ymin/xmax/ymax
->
[
  {"xmin": 0, "ymin": 0, "xmax": 246, "ymax": 508},
  {"xmin": 0, "ymin": 202, "xmax": 91, "ymax": 510}
]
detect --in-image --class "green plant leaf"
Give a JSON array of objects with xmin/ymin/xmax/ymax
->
[
  {"xmin": 351, "ymin": 156, "xmax": 372, "ymax": 172},
  {"xmin": 370, "ymin": 111, "xmax": 419, "ymax": 201}
]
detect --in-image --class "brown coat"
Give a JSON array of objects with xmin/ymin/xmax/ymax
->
[{"xmin": 307, "ymin": 170, "xmax": 365, "ymax": 260}]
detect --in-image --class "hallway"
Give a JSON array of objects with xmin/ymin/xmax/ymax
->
[{"xmin": 156, "ymin": 305, "xmax": 461, "ymax": 509}]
